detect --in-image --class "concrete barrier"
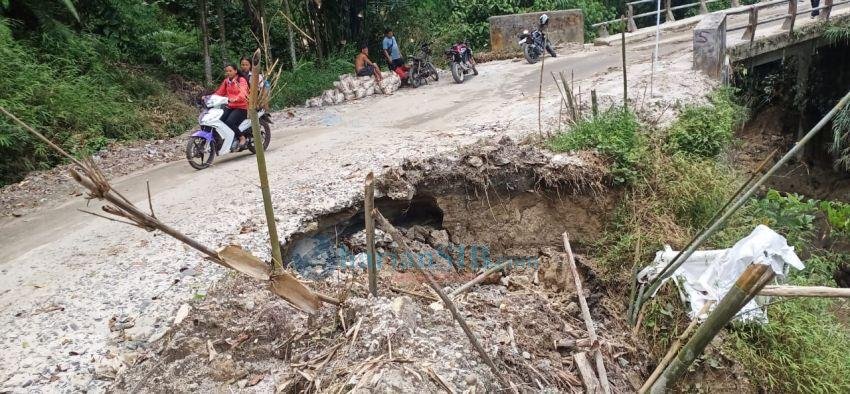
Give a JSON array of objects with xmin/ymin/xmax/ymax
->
[
  {"xmin": 693, "ymin": 13, "xmax": 726, "ymax": 78},
  {"xmin": 488, "ymin": 10, "xmax": 584, "ymax": 53}
]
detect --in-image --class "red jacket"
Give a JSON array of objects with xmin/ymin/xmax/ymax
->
[{"xmin": 214, "ymin": 76, "xmax": 248, "ymax": 110}]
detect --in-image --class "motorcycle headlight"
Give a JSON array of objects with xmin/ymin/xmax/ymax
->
[{"xmin": 523, "ymin": 29, "xmax": 529, "ymax": 35}]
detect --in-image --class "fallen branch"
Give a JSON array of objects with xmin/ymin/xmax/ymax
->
[
  {"xmin": 374, "ymin": 210, "xmax": 513, "ymax": 392},
  {"xmin": 449, "ymin": 260, "xmax": 511, "ymax": 299},
  {"xmin": 563, "ymin": 232, "xmax": 611, "ymax": 394},
  {"xmin": 574, "ymin": 352, "xmax": 600, "ymax": 393},
  {"xmin": 758, "ymin": 285, "xmax": 850, "ymax": 298},
  {"xmin": 389, "ymin": 286, "xmax": 438, "ymax": 302}
]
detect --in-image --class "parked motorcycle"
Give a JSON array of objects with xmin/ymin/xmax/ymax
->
[
  {"xmin": 445, "ymin": 41, "xmax": 477, "ymax": 84},
  {"xmin": 518, "ymin": 14, "xmax": 556, "ymax": 64},
  {"xmin": 407, "ymin": 42, "xmax": 439, "ymax": 87},
  {"xmin": 185, "ymin": 95, "xmax": 272, "ymax": 170}
]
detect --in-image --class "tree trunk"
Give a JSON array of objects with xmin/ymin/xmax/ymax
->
[
  {"xmin": 307, "ymin": 0, "xmax": 323, "ymax": 65},
  {"xmin": 200, "ymin": 0, "xmax": 213, "ymax": 86},
  {"xmin": 217, "ymin": 0, "xmax": 227, "ymax": 67},
  {"xmin": 241, "ymin": 0, "xmax": 263, "ymax": 40},
  {"xmin": 282, "ymin": 0, "xmax": 297, "ymax": 67},
  {"xmin": 349, "ymin": 0, "xmax": 365, "ymax": 43}
]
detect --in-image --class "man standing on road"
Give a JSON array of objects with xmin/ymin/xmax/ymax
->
[{"xmin": 382, "ymin": 28, "xmax": 404, "ymax": 70}]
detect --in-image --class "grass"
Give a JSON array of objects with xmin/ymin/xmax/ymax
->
[
  {"xmin": 666, "ymin": 87, "xmax": 747, "ymax": 158},
  {"xmin": 558, "ymin": 86, "xmax": 849, "ymax": 391},
  {"xmin": 547, "ymin": 109, "xmax": 645, "ymax": 185},
  {"xmin": 271, "ymin": 51, "xmax": 357, "ymax": 109}
]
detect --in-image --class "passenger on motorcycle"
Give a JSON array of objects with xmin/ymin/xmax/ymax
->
[
  {"xmin": 239, "ymin": 56, "xmax": 271, "ymax": 110},
  {"xmin": 213, "ymin": 64, "xmax": 249, "ymax": 149}
]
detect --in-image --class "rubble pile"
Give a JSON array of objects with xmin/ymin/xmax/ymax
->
[{"xmin": 305, "ymin": 72, "xmax": 402, "ymax": 108}]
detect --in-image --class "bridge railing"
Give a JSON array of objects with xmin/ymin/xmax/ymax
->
[
  {"xmin": 592, "ymin": 0, "xmax": 724, "ymax": 37},
  {"xmin": 726, "ymin": 0, "xmax": 850, "ymax": 42}
]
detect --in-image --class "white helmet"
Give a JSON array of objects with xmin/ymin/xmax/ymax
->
[{"xmin": 539, "ymin": 14, "xmax": 549, "ymax": 26}]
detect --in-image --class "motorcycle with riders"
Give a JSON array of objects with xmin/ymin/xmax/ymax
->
[
  {"xmin": 185, "ymin": 94, "xmax": 271, "ymax": 170},
  {"xmin": 517, "ymin": 14, "xmax": 557, "ymax": 64}
]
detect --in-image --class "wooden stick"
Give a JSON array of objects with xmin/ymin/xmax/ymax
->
[
  {"xmin": 591, "ymin": 89, "xmax": 599, "ymax": 117},
  {"xmin": 146, "ymin": 180, "xmax": 156, "ymax": 218},
  {"xmin": 620, "ymin": 15, "xmax": 628, "ymax": 109},
  {"xmin": 574, "ymin": 351, "xmax": 600, "ymax": 393},
  {"xmin": 277, "ymin": 10, "xmax": 315, "ymax": 43},
  {"xmin": 649, "ymin": 264, "xmax": 774, "ymax": 393},
  {"xmin": 759, "ymin": 285, "xmax": 850, "ymax": 298},
  {"xmin": 639, "ymin": 301, "xmax": 715, "ymax": 393},
  {"xmin": 374, "ymin": 210, "xmax": 513, "ymax": 392},
  {"xmin": 563, "ymin": 232, "xmax": 611, "ymax": 394},
  {"xmin": 389, "ymin": 286, "xmax": 438, "ymax": 302},
  {"xmin": 365, "ymin": 172, "xmax": 377, "ymax": 297},
  {"xmin": 449, "ymin": 260, "xmax": 511, "ymax": 298},
  {"xmin": 537, "ymin": 44, "xmax": 547, "ymax": 138}
]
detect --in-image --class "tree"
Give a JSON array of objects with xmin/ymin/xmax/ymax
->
[
  {"xmin": 282, "ymin": 0, "xmax": 297, "ymax": 67},
  {"xmin": 217, "ymin": 0, "xmax": 228, "ymax": 67},
  {"xmin": 200, "ymin": 0, "xmax": 213, "ymax": 85}
]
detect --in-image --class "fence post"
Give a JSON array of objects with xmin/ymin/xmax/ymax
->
[
  {"xmin": 782, "ymin": 0, "xmax": 797, "ymax": 32},
  {"xmin": 699, "ymin": 0, "xmax": 709, "ymax": 14},
  {"xmin": 597, "ymin": 23, "xmax": 610, "ymax": 38},
  {"xmin": 742, "ymin": 6, "xmax": 758, "ymax": 42},
  {"xmin": 627, "ymin": 4, "xmax": 638, "ymax": 32},
  {"xmin": 821, "ymin": 0, "xmax": 833, "ymax": 20},
  {"xmin": 665, "ymin": 0, "xmax": 676, "ymax": 22}
]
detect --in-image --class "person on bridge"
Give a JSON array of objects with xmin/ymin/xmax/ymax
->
[
  {"xmin": 355, "ymin": 44, "xmax": 383, "ymax": 83},
  {"xmin": 811, "ymin": 0, "xmax": 820, "ymax": 17},
  {"xmin": 382, "ymin": 28, "xmax": 405, "ymax": 70}
]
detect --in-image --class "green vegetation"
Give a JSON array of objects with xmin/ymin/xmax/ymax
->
[
  {"xmin": 547, "ymin": 109, "xmax": 644, "ymax": 184},
  {"xmin": 716, "ymin": 191, "xmax": 850, "ymax": 393},
  {"xmin": 550, "ymin": 86, "xmax": 849, "ymax": 391},
  {"xmin": 666, "ymin": 88, "xmax": 747, "ymax": 158},
  {"xmin": 273, "ymin": 55, "xmax": 354, "ymax": 108}
]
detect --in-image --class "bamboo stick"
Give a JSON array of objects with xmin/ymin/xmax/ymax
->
[
  {"xmin": 649, "ymin": 264, "xmax": 775, "ymax": 393},
  {"xmin": 641, "ymin": 88, "xmax": 850, "ymax": 305},
  {"xmin": 364, "ymin": 172, "xmax": 377, "ymax": 297},
  {"xmin": 373, "ymin": 210, "xmax": 513, "ymax": 392},
  {"xmin": 563, "ymin": 233, "xmax": 611, "ymax": 394},
  {"xmin": 449, "ymin": 260, "xmax": 511, "ymax": 299},
  {"xmin": 639, "ymin": 301, "xmax": 715, "ymax": 393},
  {"xmin": 759, "ymin": 285, "xmax": 850, "ymax": 298},
  {"xmin": 591, "ymin": 89, "xmax": 599, "ymax": 117},
  {"xmin": 247, "ymin": 50, "xmax": 284, "ymax": 272}
]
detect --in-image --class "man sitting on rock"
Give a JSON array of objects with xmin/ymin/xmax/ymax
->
[{"xmin": 355, "ymin": 44, "xmax": 383, "ymax": 83}]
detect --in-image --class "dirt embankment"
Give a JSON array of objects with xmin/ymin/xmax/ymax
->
[{"xmin": 114, "ymin": 139, "xmax": 651, "ymax": 393}]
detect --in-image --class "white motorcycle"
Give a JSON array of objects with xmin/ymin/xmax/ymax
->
[{"xmin": 185, "ymin": 95, "xmax": 272, "ymax": 170}]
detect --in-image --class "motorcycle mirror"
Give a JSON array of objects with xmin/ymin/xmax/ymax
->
[{"xmin": 523, "ymin": 29, "xmax": 529, "ymax": 34}]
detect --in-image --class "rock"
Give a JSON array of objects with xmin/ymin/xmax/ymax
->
[
  {"xmin": 390, "ymin": 296, "xmax": 420, "ymax": 327},
  {"xmin": 428, "ymin": 302, "xmax": 444, "ymax": 312},
  {"xmin": 210, "ymin": 357, "xmax": 242, "ymax": 381},
  {"xmin": 617, "ymin": 357, "xmax": 629, "ymax": 368},
  {"xmin": 465, "ymin": 374, "xmax": 478, "ymax": 386},
  {"xmin": 522, "ymin": 351, "xmax": 531, "ymax": 360},
  {"xmin": 466, "ymin": 156, "xmax": 484, "ymax": 167},
  {"xmin": 147, "ymin": 328, "xmax": 168, "ymax": 343},
  {"xmin": 124, "ymin": 315, "xmax": 155, "ymax": 341},
  {"xmin": 565, "ymin": 302, "xmax": 580, "ymax": 315},
  {"xmin": 173, "ymin": 304, "xmax": 191, "ymax": 326}
]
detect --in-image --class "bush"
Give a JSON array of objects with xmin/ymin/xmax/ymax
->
[
  {"xmin": 271, "ymin": 52, "xmax": 355, "ymax": 109},
  {"xmin": 547, "ymin": 109, "xmax": 644, "ymax": 184},
  {"xmin": 0, "ymin": 18, "xmax": 194, "ymax": 185},
  {"xmin": 666, "ymin": 88, "xmax": 746, "ymax": 158}
]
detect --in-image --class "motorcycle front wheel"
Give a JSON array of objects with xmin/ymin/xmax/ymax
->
[
  {"xmin": 426, "ymin": 63, "xmax": 439, "ymax": 81},
  {"xmin": 451, "ymin": 62, "xmax": 464, "ymax": 84},
  {"xmin": 186, "ymin": 136, "xmax": 215, "ymax": 170},
  {"xmin": 523, "ymin": 44, "xmax": 538, "ymax": 64},
  {"xmin": 247, "ymin": 120, "xmax": 272, "ymax": 154}
]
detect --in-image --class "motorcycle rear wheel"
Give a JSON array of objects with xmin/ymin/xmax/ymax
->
[
  {"xmin": 247, "ymin": 120, "xmax": 272, "ymax": 154},
  {"xmin": 186, "ymin": 136, "xmax": 215, "ymax": 170},
  {"xmin": 451, "ymin": 62, "xmax": 464, "ymax": 84}
]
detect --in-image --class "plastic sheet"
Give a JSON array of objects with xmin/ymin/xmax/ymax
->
[{"xmin": 638, "ymin": 225, "xmax": 804, "ymax": 322}]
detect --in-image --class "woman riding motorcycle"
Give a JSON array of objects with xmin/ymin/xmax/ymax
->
[{"xmin": 213, "ymin": 64, "xmax": 249, "ymax": 148}]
